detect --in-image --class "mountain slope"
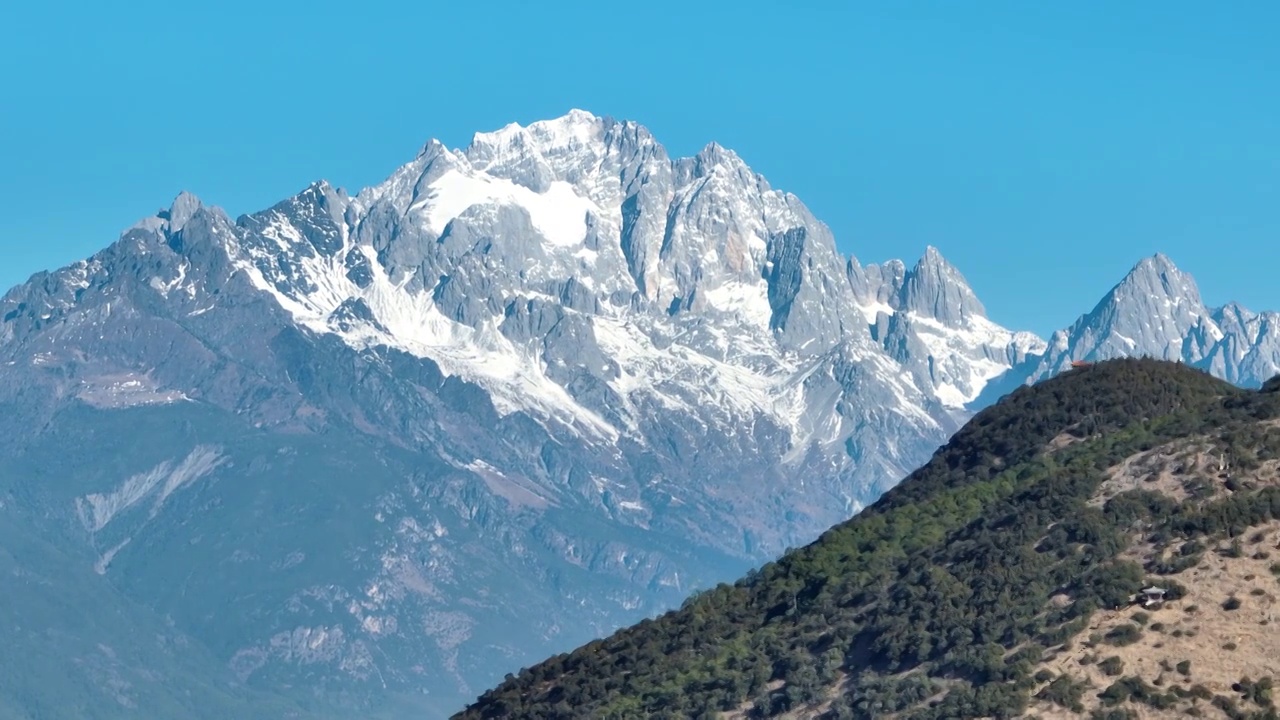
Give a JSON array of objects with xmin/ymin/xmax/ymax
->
[
  {"xmin": 455, "ymin": 359, "xmax": 1280, "ymax": 719},
  {"xmin": 216, "ymin": 110, "xmax": 1029, "ymax": 500},
  {"xmin": 0, "ymin": 504, "xmax": 319, "ymax": 720},
  {"xmin": 2, "ymin": 110, "xmax": 1278, "ymax": 719},
  {"xmin": 0, "ymin": 111, "xmax": 1044, "ymax": 718}
]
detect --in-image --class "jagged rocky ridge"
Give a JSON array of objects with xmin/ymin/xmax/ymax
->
[
  {"xmin": 0, "ymin": 110, "xmax": 1276, "ymax": 719},
  {"xmin": 1027, "ymin": 253, "xmax": 1280, "ymax": 386}
]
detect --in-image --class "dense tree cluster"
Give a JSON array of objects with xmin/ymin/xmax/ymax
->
[{"xmin": 453, "ymin": 359, "xmax": 1280, "ymax": 719}]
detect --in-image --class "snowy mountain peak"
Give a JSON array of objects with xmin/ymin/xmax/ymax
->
[
  {"xmin": 126, "ymin": 191, "xmax": 230, "ymax": 239},
  {"xmin": 416, "ymin": 137, "xmax": 449, "ymax": 160},
  {"xmin": 526, "ymin": 108, "xmax": 602, "ymax": 141},
  {"xmin": 1025, "ymin": 253, "xmax": 1210, "ymax": 376},
  {"xmin": 1115, "ymin": 252, "xmax": 1204, "ymax": 305},
  {"xmin": 693, "ymin": 140, "xmax": 737, "ymax": 165},
  {"xmin": 89, "ymin": 111, "xmax": 1055, "ymax": 457},
  {"xmin": 921, "ymin": 244, "xmax": 946, "ymax": 263},
  {"xmin": 1017, "ymin": 252, "xmax": 1278, "ymax": 387},
  {"xmin": 1213, "ymin": 301, "xmax": 1254, "ymax": 334},
  {"xmin": 21, "ymin": 111, "xmax": 1070, "ymax": 473},
  {"xmin": 6, "ymin": 111, "xmax": 1280, "ymax": 720},
  {"xmin": 92, "ymin": 113, "xmax": 1274, "ymax": 443},
  {"xmin": 864, "ymin": 241, "xmax": 1044, "ymax": 410},
  {"xmin": 167, "ymin": 190, "xmax": 204, "ymax": 230},
  {"xmin": 465, "ymin": 110, "xmax": 607, "ymax": 177},
  {"xmin": 1086, "ymin": 253, "xmax": 1208, "ymax": 337},
  {"xmin": 898, "ymin": 245, "xmax": 987, "ymax": 326},
  {"xmin": 1139, "ymin": 251, "xmax": 1178, "ymax": 272}
]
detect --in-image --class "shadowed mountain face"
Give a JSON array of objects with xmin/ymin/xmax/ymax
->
[{"xmin": 0, "ymin": 111, "xmax": 1276, "ymax": 719}]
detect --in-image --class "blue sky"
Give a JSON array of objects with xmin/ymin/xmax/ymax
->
[{"xmin": 2, "ymin": 1, "xmax": 1276, "ymax": 336}]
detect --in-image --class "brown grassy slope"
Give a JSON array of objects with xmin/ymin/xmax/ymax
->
[{"xmin": 1028, "ymin": 437, "xmax": 1280, "ymax": 720}]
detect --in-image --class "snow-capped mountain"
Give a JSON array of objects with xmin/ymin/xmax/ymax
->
[
  {"xmin": 1023, "ymin": 253, "xmax": 1280, "ymax": 386},
  {"xmin": 169, "ymin": 109, "xmax": 1044, "ymax": 507},
  {"xmin": 0, "ymin": 110, "xmax": 1275, "ymax": 719}
]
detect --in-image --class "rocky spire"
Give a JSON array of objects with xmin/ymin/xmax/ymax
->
[{"xmin": 897, "ymin": 246, "xmax": 987, "ymax": 326}]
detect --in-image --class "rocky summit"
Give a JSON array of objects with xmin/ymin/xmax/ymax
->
[{"xmin": 0, "ymin": 110, "xmax": 1277, "ymax": 719}]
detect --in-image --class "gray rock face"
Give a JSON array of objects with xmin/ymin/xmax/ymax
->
[
  {"xmin": 1, "ymin": 110, "xmax": 1275, "ymax": 720},
  {"xmin": 1022, "ymin": 253, "xmax": 1280, "ymax": 387},
  {"xmin": 897, "ymin": 245, "xmax": 988, "ymax": 325}
]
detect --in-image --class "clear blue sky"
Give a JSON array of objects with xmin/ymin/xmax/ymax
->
[{"xmin": 2, "ymin": 1, "xmax": 1277, "ymax": 337}]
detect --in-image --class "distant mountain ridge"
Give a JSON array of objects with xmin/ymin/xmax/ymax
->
[
  {"xmin": 1026, "ymin": 253, "xmax": 1280, "ymax": 386},
  {"xmin": 0, "ymin": 110, "xmax": 1276, "ymax": 719}
]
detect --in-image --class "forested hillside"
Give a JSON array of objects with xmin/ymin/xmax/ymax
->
[{"xmin": 455, "ymin": 359, "xmax": 1280, "ymax": 719}]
